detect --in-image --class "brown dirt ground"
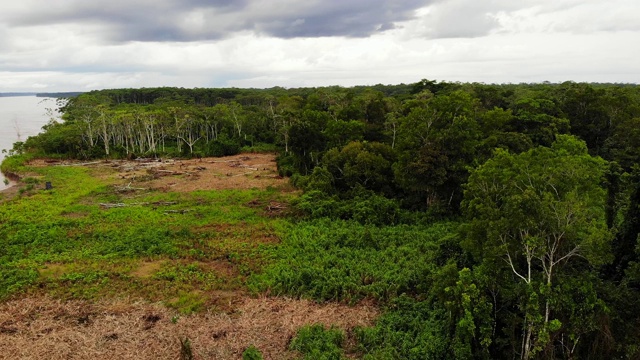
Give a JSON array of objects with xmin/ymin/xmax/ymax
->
[
  {"xmin": 25, "ymin": 153, "xmax": 291, "ymax": 192},
  {"xmin": 0, "ymin": 296, "xmax": 378, "ymax": 360},
  {"xmin": 0, "ymin": 181, "xmax": 21, "ymax": 202}
]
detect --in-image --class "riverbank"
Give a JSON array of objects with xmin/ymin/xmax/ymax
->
[{"xmin": 0, "ymin": 95, "xmax": 56, "ymax": 191}]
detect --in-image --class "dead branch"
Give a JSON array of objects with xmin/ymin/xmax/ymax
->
[
  {"xmin": 163, "ymin": 209, "xmax": 193, "ymax": 214},
  {"xmin": 56, "ymin": 161, "xmax": 102, "ymax": 167},
  {"xmin": 231, "ymin": 172, "xmax": 255, "ymax": 177},
  {"xmin": 99, "ymin": 203, "xmax": 127, "ymax": 208},
  {"xmin": 114, "ymin": 182, "xmax": 147, "ymax": 192},
  {"xmin": 100, "ymin": 202, "xmax": 150, "ymax": 208},
  {"xmin": 151, "ymin": 201, "xmax": 178, "ymax": 206},
  {"xmin": 267, "ymin": 202, "xmax": 287, "ymax": 212}
]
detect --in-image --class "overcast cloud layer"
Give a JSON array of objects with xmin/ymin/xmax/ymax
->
[{"xmin": 1, "ymin": 0, "xmax": 639, "ymax": 92}]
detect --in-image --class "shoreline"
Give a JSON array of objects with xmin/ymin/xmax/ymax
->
[
  {"xmin": 0, "ymin": 180, "xmax": 16, "ymax": 192},
  {"xmin": 0, "ymin": 171, "xmax": 19, "ymax": 192}
]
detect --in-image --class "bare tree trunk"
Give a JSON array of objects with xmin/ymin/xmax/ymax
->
[
  {"xmin": 523, "ymin": 321, "xmax": 533, "ymax": 360},
  {"xmin": 100, "ymin": 115, "xmax": 110, "ymax": 156}
]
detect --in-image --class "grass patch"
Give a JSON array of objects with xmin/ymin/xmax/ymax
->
[
  {"xmin": 290, "ymin": 324, "xmax": 346, "ymax": 360},
  {"xmin": 167, "ymin": 291, "xmax": 206, "ymax": 315}
]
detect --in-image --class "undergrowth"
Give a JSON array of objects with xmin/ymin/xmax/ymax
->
[
  {"xmin": 290, "ymin": 324, "xmax": 346, "ymax": 360},
  {"xmin": 249, "ymin": 219, "xmax": 457, "ymax": 303}
]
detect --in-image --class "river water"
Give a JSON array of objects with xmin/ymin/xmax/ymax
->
[{"xmin": 0, "ymin": 96, "xmax": 59, "ymax": 191}]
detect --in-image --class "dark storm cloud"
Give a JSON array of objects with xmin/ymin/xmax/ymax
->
[
  {"xmin": 6, "ymin": 0, "xmax": 249, "ymax": 41},
  {"xmin": 6, "ymin": 0, "xmax": 432, "ymax": 42},
  {"xmin": 252, "ymin": 1, "xmax": 430, "ymax": 38}
]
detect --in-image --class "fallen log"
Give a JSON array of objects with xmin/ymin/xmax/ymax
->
[
  {"xmin": 151, "ymin": 201, "xmax": 178, "ymax": 206},
  {"xmin": 99, "ymin": 203, "xmax": 127, "ymax": 208},
  {"xmin": 164, "ymin": 209, "xmax": 193, "ymax": 214},
  {"xmin": 114, "ymin": 182, "xmax": 147, "ymax": 192},
  {"xmin": 56, "ymin": 161, "xmax": 102, "ymax": 167},
  {"xmin": 99, "ymin": 202, "xmax": 150, "ymax": 208}
]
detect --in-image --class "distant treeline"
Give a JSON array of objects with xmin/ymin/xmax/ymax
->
[
  {"xmin": 0, "ymin": 92, "xmax": 38, "ymax": 97},
  {"xmin": 0, "ymin": 92, "xmax": 83, "ymax": 98},
  {"xmin": 36, "ymin": 92, "xmax": 84, "ymax": 98},
  {"xmin": 18, "ymin": 80, "xmax": 640, "ymax": 213}
]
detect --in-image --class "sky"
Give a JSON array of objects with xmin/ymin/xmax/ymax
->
[{"xmin": 1, "ymin": 0, "xmax": 639, "ymax": 92}]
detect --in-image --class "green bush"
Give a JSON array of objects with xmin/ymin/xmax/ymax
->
[
  {"xmin": 0, "ymin": 153, "xmax": 33, "ymax": 176},
  {"xmin": 206, "ymin": 135, "xmax": 241, "ymax": 157},
  {"xmin": 349, "ymin": 190, "xmax": 400, "ymax": 226},
  {"xmin": 0, "ymin": 266, "xmax": 39, "ymax": 300},
  {"xmin": 290, "ymin": 324, "xmax": 345, "ymax": 360},
  {"xmin": 242, "ymin": 345, "xmax": 264, "ymax": 360},
  {"xmin": 23, "ymin": 121, "xmax": 85, "ymax": 157},
  {"xmin": 293, "ymin": 189, "xmax": 400, "ymax": 226},
  {"xmin": 356, "ymin": 295, "xmax": 449, "ymax": 360},
  {"xmin": 301, "ymin": 166, "xmax": 335, "ymax": 194},
  {"xmin": 249, "ymin": 220, "xmax": 454, "ymax": 303},
  {"xmin": 276, "ymin": 153, "xmax": 296, "ymax": 177},
  {"xmin": 167, "ymin": 291, "xmax": 205, "ymax": 314}
]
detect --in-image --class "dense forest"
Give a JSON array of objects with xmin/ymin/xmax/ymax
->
[{"xmin": 4, "ymin": 80, "xmax": 640, "ymax": 359}]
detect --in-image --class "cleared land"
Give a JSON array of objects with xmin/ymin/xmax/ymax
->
[
  {"xmin": 26, "ymin": 152, "xmax": 290, "ymax": 192},
  {"xmin": 0, "ymin": 153, "xmax": 376, "ymax": 359},
  {"xmin": 0, "ymin": 296, "xmax": 377, "ymax": 359}
]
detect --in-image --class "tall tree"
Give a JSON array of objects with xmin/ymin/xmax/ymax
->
[
  {"xmin": 462, "ymin": 135, "xmax": 612, "ymax": 359},
  {"xmin": 394, "ymin": 90, "xmax": 481, "ymax": 212}
]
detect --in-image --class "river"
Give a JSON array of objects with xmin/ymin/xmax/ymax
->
[{"xmin": 0, "ymin": 96, "xmax": 60, "ymax": 191}]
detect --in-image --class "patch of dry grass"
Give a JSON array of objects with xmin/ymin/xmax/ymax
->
[{"xmin": 0, "ymin": 296, "xmax": 378, "ymax": 359}]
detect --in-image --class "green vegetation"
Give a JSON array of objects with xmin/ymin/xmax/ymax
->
[
  {"xmin": 242, "ymin": 345, "xmax": 264, "ymax": 360},
  {"xmin": 250, "ymin": 220, "xmax": 456, "ymax": 303},
  {"xmin": 0, "ymin": 159, "xmax": 288, "ymax": 304},
  {"xmin": 290, "ymin": 324, "xmax": 346, "ymax": 360},
  {"xmin": 3, "ymin": 80, "xmax": 640, "ymax": 359}
]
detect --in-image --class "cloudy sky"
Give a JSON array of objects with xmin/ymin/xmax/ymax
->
[{"xmin": 1, "ymin": 0, "xmax": 639, "ymax": 92}]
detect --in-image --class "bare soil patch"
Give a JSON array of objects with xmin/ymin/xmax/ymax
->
[
  {"xmin": 130, "ymin": 261, "xmax": 165, "ymax": 279},
  {"xmin": 0, "ymin": 296, "xmax": 378, "ymax": 360},
  {"xmin": 39, "ymin": 263, "xmax": 73, "ymax": 279},
  {"xmin": 0, "ymin": 184, "xmax": 20, "ymax": 202},
  {"xmin": 27, "ymin": 153, "xmax": 290, "ymax": 193}
]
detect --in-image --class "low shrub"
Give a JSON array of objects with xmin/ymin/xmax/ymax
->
[
  {"xmin": 290, "ymin": 324, "xmax": 345, "ymax": 360},
  {"xmin": 206, "ymin": 135, "xmax": 241, "ymax": 157},
  {"xmin": 242, "ymin": 345, "xmax": 264, "ymax": 360}
]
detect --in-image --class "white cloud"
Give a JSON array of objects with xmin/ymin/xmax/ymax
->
[{"xmin": 494, "ymin": 0, "xmax": 640, "ymax": 35}]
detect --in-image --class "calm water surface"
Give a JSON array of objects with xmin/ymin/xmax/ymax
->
[{"xmin": 0, "ymin": 96, "xmax": 58, "ymax": 190}]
